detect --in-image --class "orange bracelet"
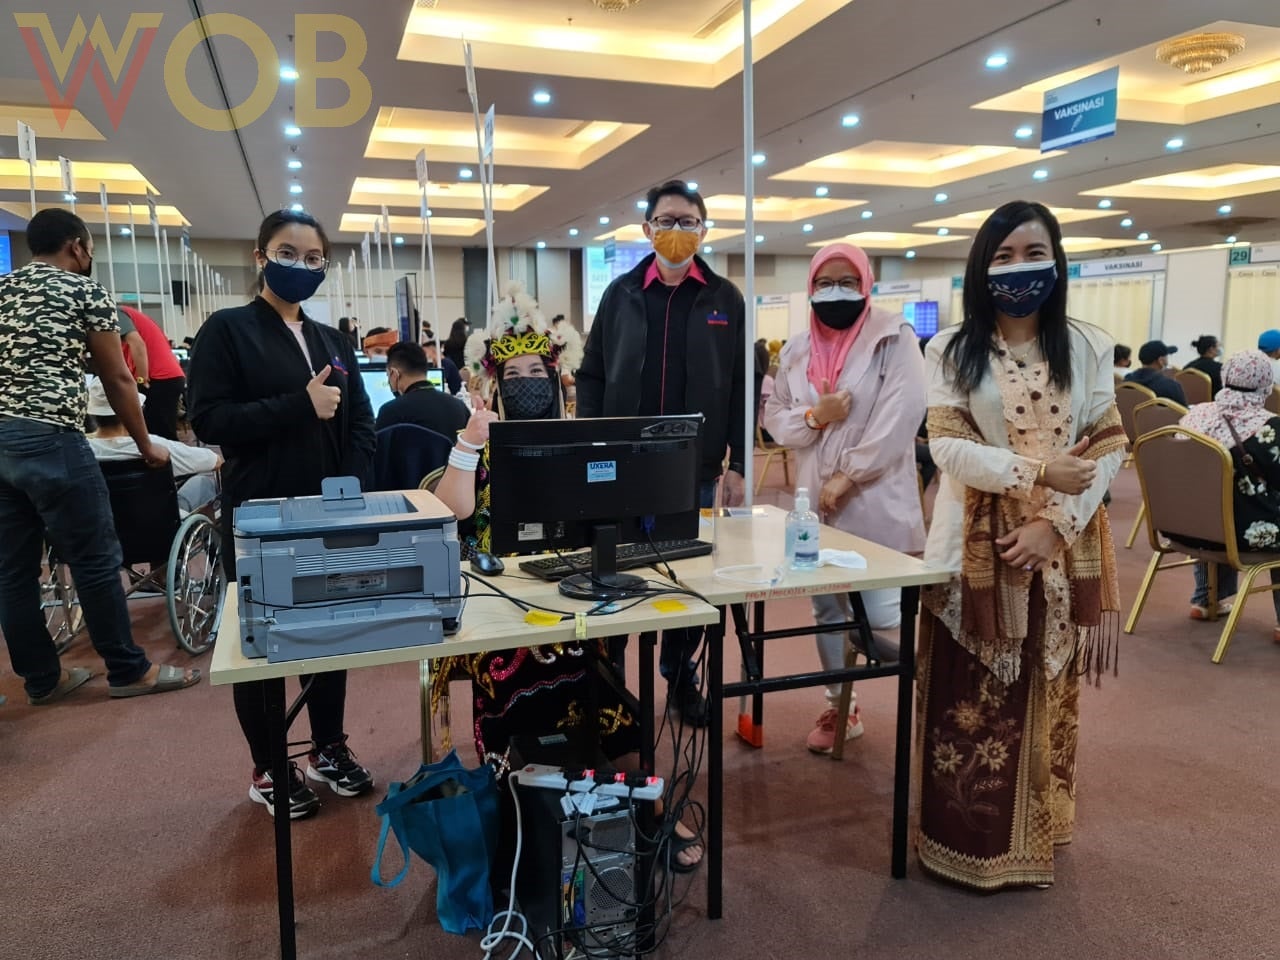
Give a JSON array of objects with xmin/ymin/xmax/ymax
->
[{"xmin": 804, "ymin": 408, "xmax": 826, "ymax": 430}]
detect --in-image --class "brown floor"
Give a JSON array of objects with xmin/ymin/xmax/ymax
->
[{"xmin": 3, "ymin": 466, "xmax": 1280, "ymax": 960}]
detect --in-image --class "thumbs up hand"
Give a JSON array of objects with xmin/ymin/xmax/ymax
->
[{"xmin": 307, "ymin": 365, "xmax": 342, "ymax": 420}]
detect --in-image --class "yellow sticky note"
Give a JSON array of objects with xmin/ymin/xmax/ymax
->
[
  {"xmin": 575, "ymin": 611, "xmax": 588, "ymax": 640},
  {"xmin": 654, "ymin": 599, "xmax": 687, "ymax": 613},
  {"xmin": 524, "ymin": 610, "xmax": 561, "ymax": 627}
]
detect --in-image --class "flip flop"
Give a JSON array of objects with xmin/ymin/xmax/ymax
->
[
  {"xmin": 668, "ymin": 828, "xmax": 704, "ymax": 874},
  {"xmin": 28, "ymin": 666, "xmax": 95, "ymax": 706},
  {"xmin": 109, "ymin": 663, "xmax": 201, "ymax": 699}
]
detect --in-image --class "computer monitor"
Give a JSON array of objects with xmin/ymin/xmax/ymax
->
[
  {"xmin": 487, "ymin": 415, "xmax": 703, "ymax": 600},
  {"xmin": 358, "ymin": 359, "xmax": 395, "ymax": 414},
  {"xmin": 425, "ymin": 368, "xmax": 445, "ymax": 390}
]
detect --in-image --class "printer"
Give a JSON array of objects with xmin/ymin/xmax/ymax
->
[{"xmin": 233, "ymin": 477, "xmax": 462, "ymax": 663}]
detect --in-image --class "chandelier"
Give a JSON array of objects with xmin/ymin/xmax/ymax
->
[
  {"xmin": 1155, "ymin": 32, "xmax": 1246, "ymax": 74},
  {"xmin": 591, "ymin": 0, "xmax": 641, "ymax": 10}
]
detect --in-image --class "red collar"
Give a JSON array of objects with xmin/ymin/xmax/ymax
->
[{"xmin": 643, "ymin": 258, "xmax": 706, "ymax": 290}]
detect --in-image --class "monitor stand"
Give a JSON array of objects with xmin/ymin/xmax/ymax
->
[{"xmin": 558, "ymin": 523, "xmax": 646, "ymax": 601}]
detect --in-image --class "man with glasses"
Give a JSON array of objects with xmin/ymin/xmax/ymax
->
[{"xmin": 577, "ymin": 180, "xmax": 749, "ymax": 727}]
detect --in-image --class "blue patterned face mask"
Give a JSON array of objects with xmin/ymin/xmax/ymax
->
[{"xmin": 987, "ymin": 260, "xmax": 1057, "ymax": 318}]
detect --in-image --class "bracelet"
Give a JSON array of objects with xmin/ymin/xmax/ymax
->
[
  {"xmin": 448, "ymin": 448, "xmax": 480, "ymax": 472},
  {"xmin": 455, "ymin": 435, "xmax": 484, "ymax": 451},
  {"xmin": 1036, "ymin": 461, "xmax": 1047, "ymax": 485},
  {"xmin": 804, "ymin": 408, "xmax": 825, "ymax": 431}
]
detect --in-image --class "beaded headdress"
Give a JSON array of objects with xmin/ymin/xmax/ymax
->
[{"xmin": 464, "ymin": 281, "xmax": 583, "ymax": 398}]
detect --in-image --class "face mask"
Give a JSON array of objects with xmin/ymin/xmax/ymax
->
[
  {"xmin": 987, "ymin": 260, "xmax": 1057, "ymax": 318},
  {"xmin": 263, "ymin": 259, "xmax": 326, "ymax": 304},
  {"xmin": 73, "ymin": 241, "xmax": 93, "ymax": 278},
  {"xmin": 651, "ymin": 229, "xmax": 700, "ymax": 270},
  {"xmin": 809, "ymin": 287, "xmax": 866, "ymax": 331},
  {"xmin": 499, "ymin": 375, "xmax": 555, "ymax": 420}
]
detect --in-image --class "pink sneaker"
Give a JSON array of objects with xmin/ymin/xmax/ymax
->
[{"xmin": 806, "ymin": 706, "xmax": 865, "ymax": 754}]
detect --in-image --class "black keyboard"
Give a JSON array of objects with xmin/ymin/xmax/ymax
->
[{"xmin": 518, "ymin": 539, "xmax": 713, "ymax": 581}]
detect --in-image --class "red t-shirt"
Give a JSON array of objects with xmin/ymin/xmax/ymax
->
[{"xmin": 121, "ymin": 306, "xmax": 184, "ymax": 381}]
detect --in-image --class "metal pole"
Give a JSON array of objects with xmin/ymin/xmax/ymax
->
[
  {"xmin": 100, "ymin": 186, "xmax": 117, "ymax": 302},
  {"xmin": 741, "ymin": 0, "xmax": 756, "ymax": 506},
  {"xmin": 127, "ymin": 204, "xmax": 142, "ymax": 310}
]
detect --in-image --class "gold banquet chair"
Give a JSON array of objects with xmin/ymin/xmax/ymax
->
[
  {"xmin": 1125, "ymin": 426, "xmax": 1280, "ymax": 663},
  {"xmin": 753, "ymin": 425, "xmax": 793, "ymax": 495},
  {"xmin": 1125, "ymin": 398, "xmax": 1188, "ymax": 549},
  {"xmin": 1173, "ymin": 368, "xmax": 1213, "ymax": 407}
]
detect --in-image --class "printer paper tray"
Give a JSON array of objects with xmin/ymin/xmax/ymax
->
[{"xmin": 258, "ymin": 606, "xmax": 444, "ymax": 663}]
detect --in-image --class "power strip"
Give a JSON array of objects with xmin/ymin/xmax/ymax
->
[{"xmin": 512, "ymin": 763, "xmax": 664, "ymax": 802}]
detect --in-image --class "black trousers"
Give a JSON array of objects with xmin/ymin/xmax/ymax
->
[
  {"xmin": 141, "ymin": 375, "xmax": 185, "ymax": 440},
  {"xmin": 233, "ymin": 671, "xmax": 349, "ymax": 772}
]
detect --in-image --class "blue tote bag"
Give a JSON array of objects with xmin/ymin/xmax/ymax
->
[{"xmin": 371, "ymin": 750, "xmax": 500, "ymax": 935}]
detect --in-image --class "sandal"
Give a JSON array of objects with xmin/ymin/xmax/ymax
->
[
  {"xmin": 28, "ymin": 666, "xmax": 95, "ymax": 705},
  {"xmin": 109, "ymin": 663, "xmax": 201, "ymax": 698},
  {"xmin": 668, "ymin": 826, "xmax": 704, "ymax": 875}
]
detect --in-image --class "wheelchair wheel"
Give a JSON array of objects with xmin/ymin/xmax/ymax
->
[
  {"xmin": 165, "ymin": 513, "xmax": 225, "ymax": 656},
  {"xmin": 41, "ymin": 548, "xmax": 84, "ymax": 654}
]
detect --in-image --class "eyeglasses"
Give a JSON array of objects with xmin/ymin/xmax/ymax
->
[
  {"xmin": 813, "ymin": 278, "xmax": 860, "ymax": 292},
  {"xmin": 266, "ymin": 247, "xmax": 328, "ymax": 272},
  {"xmin": 649, "ymin": 216, "xmax": 702, "ymax": 231}
]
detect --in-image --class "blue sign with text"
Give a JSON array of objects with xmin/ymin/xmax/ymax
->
[{"xmin": 1041, "ymin": 66, "xmax": 1118, "ymax": 152}]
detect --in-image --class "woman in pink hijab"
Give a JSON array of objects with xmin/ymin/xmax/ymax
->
[
  {"xmin": 1179, "ymin": 349, "xmax": 1280, "ymax": 639},
  {"xmin": 764, "ymin": 242, "xmax": 926, "ymax": 754}
]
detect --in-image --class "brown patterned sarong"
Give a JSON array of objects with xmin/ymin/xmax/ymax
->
[{"xmin": 916, "ymin": 578, "xmax": 1080, "ymax": 890}]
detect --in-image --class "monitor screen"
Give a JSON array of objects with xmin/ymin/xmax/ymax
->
[
  {"xmin": 904, "ymin": 300, "xmax": 939, "ymax": 338},
  {"xmin": 395, "ymin": 276, "xmax": 416, "ymax": 344},
  {"xmin": 359, "ymin": 361, "xmax": 395, "ymax": 414},
  {"xmin": 0, "ymin": 233, "xmax": 10, "ymax": 276},
  {"xmin": 487, "ymin": 414, "xmax": 703, "ymax": 571},
  {"xmin": 426, "ymin": 368, "xmax": 444, "ymax": 390}
]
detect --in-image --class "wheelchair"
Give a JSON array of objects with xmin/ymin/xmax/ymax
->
[{"xmin": 39, "ymin": 459, "xmax": 226, "ymax": 656}]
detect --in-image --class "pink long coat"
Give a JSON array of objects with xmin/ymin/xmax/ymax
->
[{"xmin": 764, "ymin": 307, "xmax": 926, "ymax": 554}]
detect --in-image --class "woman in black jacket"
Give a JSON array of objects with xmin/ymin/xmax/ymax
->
[
  {"xmin": 1185, "ymin": 334, "xmax": 1224, "ymax": 396},
  {"xmin": 187, "ymin": 210, "xmax": 376, "ymax": 820}
]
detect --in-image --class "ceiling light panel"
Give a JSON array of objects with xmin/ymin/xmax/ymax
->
[{"xmin": 772, "ymin": 141, "xmax": 1064, "ymax": 187}]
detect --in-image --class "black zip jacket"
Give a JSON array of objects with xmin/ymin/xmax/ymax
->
[
  {"xmin": 186, "ymin": 298, "xmax": 375, "ymax": 532},
  {"xmin": 576, "ymin": 254, "xmax": 748, "ymax": 482}
]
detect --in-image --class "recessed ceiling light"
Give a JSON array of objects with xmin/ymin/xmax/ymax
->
[
  {"xmin": 1120, "ymin": 218, "xmax": 1133, "ymax": 228},
  {"xmin": 459, "ymin": 167, "xmax": 474, "ymax": 179},
  {"xmin": 287, "ymin": 159, "xmax": 302, "ymax": 170},
  {"xmin": 599, "ymin": 216, "xmax": 610, "ymax": 225},
  {"xmin": 1218, "ymin": 204, "xmax": 1233, "ymax": 214},
  {"xmin": 120, "ymin": 227, "xmax": 131, "ymax": 236},
  {"xmin": 569, "ymin": 228, "xmax": 579, "ymax": 237},
  {"xmin": 1151, "ymin": 243, "xmax": 1162, "ymax": 252},
  {"xmin": 289, "ymin": 203, "xmax": 304, "ymax": 212},
  {"xmin": 861, "ymin": 210, "xmax": 873, "ymax": 219},
  {"xmin": 289, "ymin": 183, "xmax": 303, "ymax": 194},
  {"xmin": 1014, "ymin": 125, "xmax": 1034, "ymax": 140},
  {"xmin": 280, "ymin": 66, "xmax": 299, "ymax": 82},
  {"xmin": 703, "ymin": 245, "xmax": 713, "ymax": 254},
  {"xmin": 934, "ymin": 192, "xmax": 948, "ymax": 203},
  {"xmin": 905, "ymin": 250, "xmax": 917, "ymax": 259},
  {"xmin": 1137, "ymin": 232, "xmax": 1149, "ymax": 241},
  {"xmin": 815, "ymin": 185, "xmax": 829, "ymax": 197},
  {"xmin": 532, "ymin": 90, "xmax": 552, "ymax": 105},
  {"xmin": 284, "ymin": 124, "xmax": 301, "ymax": 137},
  {"xmin": 705, "ymin": 219, "xmax": 716, "ymax": 228},
  {"xmin": 841, "ymin": 113, "xmax": 860, "ymax": 128},
  {"xmin": 802, "ymin": 223, "xmax": 814, "ymax": 233},
  {"xmin": 1226, "ymin": 235, "xmax": 1238, "ymax": 243},
  {"xmin": 985, "ymin": 53, "xmax": 1009, "ymax": 69},
  {"xmin": 394, "ymin": 236, "xmax": 405, "ymax": 245},
  {"xmin": 751, "ymin": 153, "xmax": 766, "ymax": 166},
  {"xmin": 937, "ymin": 227, "xmax": 949, "ymax": 236},
  {"xmin": 1098, "ymin": 199, "xmax": 1112, "ymax": 209},
  {"xmin": 635, "ymin": 200, "xmax": 648, "ymax": 210},
  {"xmin": 755, "ymin": 234, "xmax": 765, "ymax": 243},
  {"xmin": 686, "ymin": 181, "xmax": 699, "ymax": 192},
  {"xmin": 536, "ymin": 240, "xmax": 547, "ymax": 249},
  {"xmin": 1032, "ymin": 168, "xmax": 1048, "ymax": 180},
  {"xmin": 1165, "ymin": 137, "xmax": 1184, "ymax": 150}
]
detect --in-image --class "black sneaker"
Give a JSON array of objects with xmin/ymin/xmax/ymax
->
[
  {"xmin": 250, "ymin": 762, "xmax": 320, "ymax": 820},
  {"xmin": 306, "ymin": 736, "xmax": 375, "ymax": 797},
  {"xmin": 668, "ymin": 680, "xmax": 710, "ymax": 728}
]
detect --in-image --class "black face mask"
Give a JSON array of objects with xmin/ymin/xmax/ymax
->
[
  {"xmin": 73, "ymin": 241, "xmax": 93, "ymax": 278},
  {"xmin": 811, "ymin": 296, "xmax": 865, "ymax": 331},
  {"xmin": 499, "ymin": 377, "xmax": 555, "ymax": 420}
]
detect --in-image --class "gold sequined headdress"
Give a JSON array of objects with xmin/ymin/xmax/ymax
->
[{"xmin": 465, "ymin": 281, "xmax": 583, "ymax": 397}]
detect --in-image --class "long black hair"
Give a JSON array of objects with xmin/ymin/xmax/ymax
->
[{"xmin": 942, "ymin": 200, "xmax": 1072, "ymax": 393}]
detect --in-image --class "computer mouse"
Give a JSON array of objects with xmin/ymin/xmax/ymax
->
[{"xmin": 470, "ymin": 552, "xmax": 505, "ymax": 577}]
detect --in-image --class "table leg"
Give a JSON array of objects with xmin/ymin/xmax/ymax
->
[
  {"xmin": 419, "ymin": 659, "xmax": 434, "ymax": 765},
  {"xmin": 891, "ymin": 586, "xmax": 920, "ymax": 879},
  {"xmin": 706, "ymin": 607, "xmax": 726, "ymax": 920},
  {"xmin": 263, "ymin": 677, "xmax": 297, "ymax": 960},
  {"xmin": 751, "ymin": 600, "xmax": 765, "ymax": 732},
  {"xmin": 638, "ymin": 631, "xmax": 657, "ymax": 953},
  {"xmin": 639, "ymin": 631, "xmax": 655, "ymax": 772}
]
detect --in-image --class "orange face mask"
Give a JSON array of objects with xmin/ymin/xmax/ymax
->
[{"xmin": 652, "ymin": 229, "xmax": 700, "ymax": 267}]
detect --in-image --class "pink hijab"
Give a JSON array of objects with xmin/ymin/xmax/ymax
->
[
  {"xmin": 806, "ymin": 242, "xmax": 873, "ymax": 394},
  {"xmin": 1180, "ymin": 350, "xmax": 1274, "ymax": 447}
]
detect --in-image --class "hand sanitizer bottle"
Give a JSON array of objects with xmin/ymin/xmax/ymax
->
[{"xmin": 785, "ymin": 488, "xmax": 820, "ymax": 570}]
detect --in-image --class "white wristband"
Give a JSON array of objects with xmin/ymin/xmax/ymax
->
[
  {"xmin": 455, "ymin": 435, "xmax": 484, "ymax": 451},
  {"xmin": 448, "ymin": 448, "xmax": 480, "ymax": 472}
]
